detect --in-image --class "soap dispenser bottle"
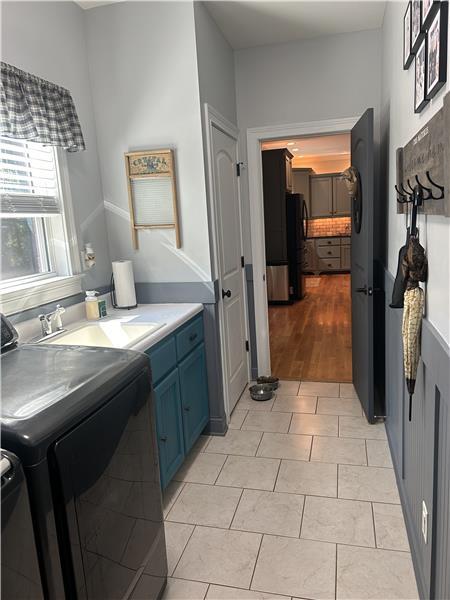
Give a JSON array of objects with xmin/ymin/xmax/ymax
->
[{"xmin": 85, "ymin": 290, "xmax": 99, "ymax": 321}]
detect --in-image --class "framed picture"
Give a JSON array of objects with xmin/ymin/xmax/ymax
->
[
  {"xmin": 404, "ymin": 2, "xmax": 414, "ymax": 69},
  {"xmin": 427, "ymin": 2, "xmax": 448, "ymax": 99},
  {"xmin": 422, "ymin": 0, "xmax": 440, "ymax": 30},
  {"xmin": 415, "ymin": 37, "xmax": 428, "ymax": 112},
  {"xmin": 411, "ymin": 0, "xmax": 424, "ymax": 53}
]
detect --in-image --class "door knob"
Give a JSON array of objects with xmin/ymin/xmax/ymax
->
[{"xmin": 222, "ymin": 289, "xmax": 231, "ymax": 299}]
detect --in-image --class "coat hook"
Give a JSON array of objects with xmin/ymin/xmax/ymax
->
[
  {"xmin": 395, "ymin": 184, "xmax": 408, "ymax": 203},
  {"xmin": 406, "ymin": 179, "xmax": 416, "ymax": 194},
  {"xmin": 414, "ymin": 174, "xmax": 432, "ymax": 200},
  {"xmin": 425, "ymin": 171, "xmax": 444, "ymax": 199}
]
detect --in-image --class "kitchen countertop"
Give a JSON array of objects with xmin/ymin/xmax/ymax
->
[{"xmin": 18, "ymin": 302, "xmax": 203, "ymax": 352}]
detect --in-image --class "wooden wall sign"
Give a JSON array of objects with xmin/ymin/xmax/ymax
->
[
  {"xmin": 396, "ymin": 90, "xmax": 450, "ymax": 216},
  {"xmin": 124, "ymin": 149, "xmax": 181, "ymax": 249}
]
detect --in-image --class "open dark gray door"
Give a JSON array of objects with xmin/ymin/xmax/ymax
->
[{"xmin": 351, "ymin": 109, "xmax": 376, "ymax": 423}]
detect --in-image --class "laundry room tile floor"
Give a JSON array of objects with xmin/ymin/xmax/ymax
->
[{"xmin": 162, "ymin": 381, "xmax": 418, "ymax": 600}]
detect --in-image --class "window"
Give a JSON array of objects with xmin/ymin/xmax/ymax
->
[{"xmin": 0, "ymin": 137, "xmax": 81, "ymax": 313}]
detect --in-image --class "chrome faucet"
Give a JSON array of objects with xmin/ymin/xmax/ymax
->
[{"xmin": 39, "ymin": 304, "xmax": 66, "ymax": 337}]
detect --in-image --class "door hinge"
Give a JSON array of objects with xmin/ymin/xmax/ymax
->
[
  {"xmin": 236, "ymin": 161, "xmax": 244, "ymax": 177},
  {"xmin": 241, "ymin": 256, "xmax": 245, "ymax": 268},
  {"xmin": 245, "ymin": 340, "xmax": 250, "ymax": 352}
]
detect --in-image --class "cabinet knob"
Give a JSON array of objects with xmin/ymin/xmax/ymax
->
[
  {"xmin": 327, "ymin": 251, "xmax": 332, "ymax": 255},
  {"xmin": 184, "ymin": 405, "xmax": 191, "ymax": 412},
  {"xmin": 160, "ymin": 435, "xmax": 168, "ymax": 442},
  {"xmin": 189, "ymin": 333, "xmax": 198, "ymax": 342}
]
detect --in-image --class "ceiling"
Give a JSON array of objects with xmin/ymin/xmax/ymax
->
[
  {"xmin": 261, "ymin": 133, "xmax": 350, "ymax": 161},
  {"xmin": 205, "ymin": 1, "xmax": 386, "ymax": 50}
]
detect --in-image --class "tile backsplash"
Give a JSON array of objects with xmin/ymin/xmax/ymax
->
[{"xmin": 307, "ymin": 217, "xmax": 351, "ymax": 237}]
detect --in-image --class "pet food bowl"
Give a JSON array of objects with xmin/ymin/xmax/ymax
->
[
  {"xmin": 256, "ymin": 376, "xmax": 279, "ymax": 391},
  {"xmin": 249, "ymin": 384, "xmax": 274, "ymax": 401}
]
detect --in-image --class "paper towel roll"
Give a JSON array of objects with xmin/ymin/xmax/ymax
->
[{"xmin": 112, "ymin": 260, "xmax": 137, "ymax": 308}]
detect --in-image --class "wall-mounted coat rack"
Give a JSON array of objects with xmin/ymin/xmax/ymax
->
[{"xmin": 395, "ymin": 91, "xmax": 449, "ymax": 216}]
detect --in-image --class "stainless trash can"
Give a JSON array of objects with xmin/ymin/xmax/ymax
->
[{"xmin": 266, "ymin": 263, "xmax": 290, "ymax": 303}]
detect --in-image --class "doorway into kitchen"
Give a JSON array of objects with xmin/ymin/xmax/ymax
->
[{"xmin": 261, "ymin": 133, "xmax": 352, "ymax": 383}]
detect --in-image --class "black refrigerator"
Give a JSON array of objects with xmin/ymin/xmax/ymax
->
[{"xmin": 286, "ymin": 193, "xmax": 308, "ymax": 301}]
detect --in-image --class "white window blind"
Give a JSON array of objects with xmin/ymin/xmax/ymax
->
[{"xmin": 0, "ymin": 137, "xmax": 60, "ymax": 216}]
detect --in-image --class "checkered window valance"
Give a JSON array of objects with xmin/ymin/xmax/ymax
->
[{"xmin": 0, "ymin": 62, "xmax": 85, "ymax": 152}]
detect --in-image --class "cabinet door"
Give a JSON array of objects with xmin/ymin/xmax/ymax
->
[
  {"xmin": 262, "ymin": 151, "xmax": 287, "ymax": 262},
  {"xmin": 285, "ymin": 154, "xmax": 293, "ymax": 192},
  {"xmin": 154, "ymin": 369, "xmax": 185, "ymax": 488},
  {"xmin": 333, "ymin": 176, "xmax": 351, "ymax": 216},
  {"xmin": 178, "ymin": 343, "xmax": 209, "ymax": 453},
  {"xmin": 292, "ymin": 170, "xmax": 311, "ymax": 215},
  {"xmin": 341, "ymin": 245, "xmax": 351, "ymax": 270},
  {"xmin": 310, "ymin": 177, "xmax": 333, "ymax": 217}
]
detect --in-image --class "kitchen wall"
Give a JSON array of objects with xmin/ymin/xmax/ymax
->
[
  {"xmin": 194, "ymin": 1, "xmax": 237, "ymax": 127},
  {"xmin": 234, "ymin": 28, "xmax": 383, "ymax": 259},
  {"xmin": 1, "ymin": 1, "xmax": 111, "ymax": 291},
  {"xmin": 85, "ymin": 1, "xmax": 212, "ymax": 284},
  {"xmin": 292, "ymin": 155, "xmax": 350, "ymax": 174},
  {"xmin": 381, "ymin": 1, "xmax": 450, "ymax": 344}
]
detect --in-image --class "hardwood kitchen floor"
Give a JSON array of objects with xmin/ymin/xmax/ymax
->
[{"xmin": 269, "ymin": 274, "xmax": 352, "ymax": 382}]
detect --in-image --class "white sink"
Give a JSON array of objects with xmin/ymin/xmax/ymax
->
[{"xmin": 43, "ymin": 321, "xmax": 164, "ymax": 349}]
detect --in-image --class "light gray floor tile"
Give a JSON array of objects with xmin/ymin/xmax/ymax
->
[
  {"xmin": 174, "ymin": 452, "xmax": 227, "ymax": 485},
  {"xmin": 299, "ymin": 381, "xmax": 340, "ymax": 397},
  {"xmin": 174, "ymin": 526, "xmax": 261, "ymax": 589},
  {"xmin": 301, "ymin": 495, "xmax": 375, "ymax": 547},
  {"xmin": 236, "ymin": 396, "xmax": 275, "ymax": 412},
  {"xmin": 216, "ymin": 455, "xmax": 280, "ymax": 491},
  {"xmin": 339, "ymin": 416, "xmax": 387, "ymax": 440},
  {"xmin": 163, "ymin": 577, "xmax": 208, "ymax": 600},
  {"xmin": 317, "ymin": 396, "xmax": 362, "ymax": 416},
  {"xmin": 373, "ymin": 503, "xmax": 410, "ymax": 551},
  {"xmin": 206, "ymin": 429, "xmax": 262, "ymax": 457},
  {"xmin": 252, "ymin": 535, "xmax": 336, "ymax": 599},
  {"xmin": 338, "ymin": 465, "xmax": 400, "ymax": 504},
  {"xmin": 366, "ymin": 440, "xmax": 393, "ymax": 468},
  {"xmin": 337, "ymin": 545, "xmax": 418, "ymax": 599},
  {"xmin": 193, "ymin": 435, "xmax": 211, "ymax": 452},
  {"xmin": 229, "ymin": 409, "xmax": 248, "ymax": 430},
  {"xmin": 163, "ymin": 480, "xmax": 185, "ymax": 518},
  {"xmin": 166, "ymin": 483, "xmax": 242, "ymax": 528},
  {"xmin": 164, "ymin": 521, "xmax": 194, "ymax": 575},
  {"xmin": 275, "ymin": 459, "xmax": 337, "ymax": 497},
  {"xmin": 289, "ymin": 413, "xmax": 338, "ymax": 437},
  {"xmin": 257, "ymin": 432, "xmax": 312, "ymax": 461},
  {"xmin": 242, "ymin": 411, "xmax": 291, "ymax": 433},
  {"xmin": 207, "ymin": 585, "xmax": 287, "ymax": 599},
  {"xmin": 339, "ymin": 383, "xmax": 358, "ymax": 398},
  {"xmin": 277, "ymin": 380, "xmax": 301, "ymax": 395},
  {"xmin": 231, "ymin": 489, "xmax": 304, "ymax": 537},
  {"xmin": 311, "ymin": 436, "xmax": 367, "ymax": 466},
  {"xmin": 272, "ymin": 395, "xmax": 317, "ymax": 414}
]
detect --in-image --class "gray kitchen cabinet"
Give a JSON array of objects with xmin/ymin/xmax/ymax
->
[
  {"xmin": 310, "ymin": 176, "xmax": 333, "ymax": 218},
  {"xmin": 333, "ymin": 176, "xmax": 351, "ymax": 216},
  {"xmin": 310, "ymin": 173, "xmax": 351, "ymax": 218},
  {"xmin": 341, "ymin": 244, "xmax": 351, "ymax": 270},
  {"xmin": 292, "ymin": 168, "xmax": 313, "ymax": 215}
]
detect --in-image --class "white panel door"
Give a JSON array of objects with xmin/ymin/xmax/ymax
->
[{"xmin": 212, "ymin": 125, "xmax": 248, "ymax": 413}]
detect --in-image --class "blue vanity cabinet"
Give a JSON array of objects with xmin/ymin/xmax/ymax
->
[
  {"xmin": 153, "ymin": 369, "xmax": 185, "ymax": 489},
  {"xmin": 146, "ymin": 313, "xmax": 209, "ymax": 488},
  {"xmin": 178, "ymin": 343, "xmax": 209, "ymax": 453}
]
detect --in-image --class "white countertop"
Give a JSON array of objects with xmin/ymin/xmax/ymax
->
[{"xmin": 17, "ymin": 302, "xmax": 203, "ymax": 352}]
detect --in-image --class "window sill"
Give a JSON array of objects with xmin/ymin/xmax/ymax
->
[{"xmin": 0, "ymin": 275, "xmax": 83, "ymax": 316}]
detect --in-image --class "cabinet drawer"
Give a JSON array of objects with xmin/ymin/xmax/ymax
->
[
  {"xmin": 176, "ymin": 315, "xmax": 204, "ymax": 361},
  {"xmin": 317, "ymin": 245, "xmax": 340, "ymax": 259},
  {"xmin": 147, "ymin": 336, "xmax": 177, "ymax": 384},
  {"xmin": 318, "ymin": 257, "xmax": 341, "ymax": 271},
  {"xmin": 316, "ymin": 237, "xmax": 340, "ymax": 247}
]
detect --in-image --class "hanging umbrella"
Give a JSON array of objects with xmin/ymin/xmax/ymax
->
[{"xmin": 401, "ymin": 235, "xmax": 427, "ymax": 420}]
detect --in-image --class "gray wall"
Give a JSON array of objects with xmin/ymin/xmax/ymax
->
[
  {"xmin": 381, "ymin": 1, "xmax": 450, "ymax": 345},
  {"xmin": 1, "ymin": 1, "xmax": 111, "ymax": 291},
  {"xmin": 194, "ymin": 1, "xmax": 237, "ymax": 126},
  {"xmin": 85, "ymin": 1, "xmax": 213, "ymax": 285},
  {"xmin": 384, "ymin": 272, "xmax": 450, "ymax": 600},
  {"xmin": 235, "ymin": 28, "xmax": 383, "ymax": 260}
]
